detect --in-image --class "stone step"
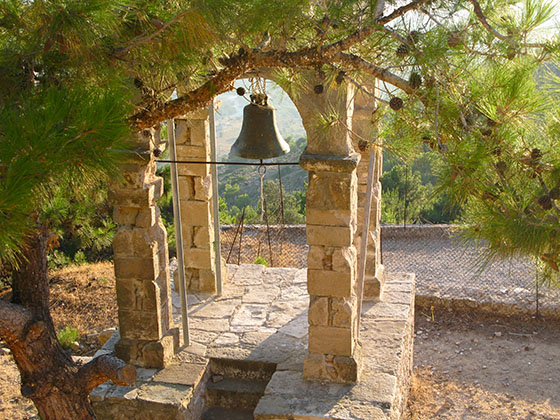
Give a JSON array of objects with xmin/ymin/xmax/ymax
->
[
  {"xmin": 209, "ymin": 358, "xmax": 276, "ymax": 382},
  {"xmin": 201, "ymin": 406, "xmax": 254, "ymax": 420},
  {"xmin": 206, "ymin": 377, "xmax": 268, "ymax": 410}
]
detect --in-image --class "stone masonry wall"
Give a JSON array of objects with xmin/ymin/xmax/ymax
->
[
  {"xmin": 174, "ymin": 109, "xmax": 222, "ymax": 293},
  {"xmin": 109, "ymin": 128, "xmax": 180, "ymax": 368}
]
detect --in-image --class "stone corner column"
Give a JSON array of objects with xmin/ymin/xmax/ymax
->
[
  {"xmin": 109, "ymin": 128, "xmax": 180, "ymax": 369},
  {"xmin": 174, "ymin": 109, "xmax": 223, "ymax": 293},
  {"xmin": 300, "ymin": 152, "xmax": 363, "ymax": 384},
  {"xmin": 352, "ymin": 86, "xmax": 385, "ymax": 301}
]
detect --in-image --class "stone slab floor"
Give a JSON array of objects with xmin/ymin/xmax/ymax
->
[{"xmin": 93, "ymin": 264, "xmax": 414, "ymax": 420}]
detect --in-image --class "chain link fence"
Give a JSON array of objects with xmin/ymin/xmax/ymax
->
[
  {"xmin": 381, "ymin": 225, "xmax": 560, "ymax": 317},
  {"xmin": 219, "ymin": 223, "xmax": 560, "ymax": 317},
  {"xmin": 220, "ymin": 224, "xmax": 307, "ymax": 268}
]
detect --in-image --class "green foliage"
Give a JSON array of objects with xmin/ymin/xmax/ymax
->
[
  {"xmin": 253, "ymin": 256, "xmax": 268, "ymax": 266},
  {"xmin": 381, "ymin": 152, "xmax": 461, "ymax": 224},
  {"xmin": 156, "ymin": 165, "xmax": 176, "ymax": 258},
  {"xmin": 41, "ymin": 180, "xmax": 116, "ymax": 268},
  {"xmin": 56, "ymin": 326, "xmax": 80, "ymax": 350}
]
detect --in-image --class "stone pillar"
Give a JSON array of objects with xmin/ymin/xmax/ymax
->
[
  {"xmin": 109, "ymin": 128, "xmax": 180, "ymax": 369},
  {"xmin": 174, "ymin": 109, "xmax": 222, "ymax": 293},
  {"xmin": 296, "ymin": 80, "xmax": 362, "ymax": 383},
  {"xmin": 352, "ymin": 85, "xmax": 385, "ymax": 301}
]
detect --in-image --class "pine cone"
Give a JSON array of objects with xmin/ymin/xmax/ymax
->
[
  {"xmin": 389, "ymin": 97, "xmax": 404, "ymax": 111},
  {"xmin": 335, "ymin": 71, "xmax": 345, "ymax": 85},
  {"xmin": 531, "ymin": 148, "xmax": 543, "ymax": 162},
  {"xmin": 447, "ymin": 33, "xmax": 463, "ymax": 47},
  {"xmin": 396, "ymin": 43, "xmax": 410, "ymax": 57},
  {"xmin": 537, "ymin": 195, "xmax": 553, "ymax": 210}
]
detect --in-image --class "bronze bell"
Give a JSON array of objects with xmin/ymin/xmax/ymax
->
[{"xmin": 230, "ymin": 103, "xmax": 290, "ymax": 159}]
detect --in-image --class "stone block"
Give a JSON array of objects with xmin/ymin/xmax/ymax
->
[
  {"xmin": 189, "ymin": 119, "xmax": 209, "ymax": 146},
  {"xmin": 180, "ymin": 200, "xmax": 211, "ymax": 226},
  {"xmin": 197, "ymin": 269, "xmax": 217, "ymax": 293},
  {"xmin": 308, "ymin": 326, "xmax": 353, "ymax": 356},
  {"xmin": 115, "ymin": 278, "xmax": 159, "ymax": 311},
  {"xmin": 193, "ymin": 225, "xmax": 212, "ymax": 249},
  {"xmin": 151, "ymin": 177, "xmax": 164, "ymax": 201},
  {"xmin": 152, "ymin": 362, "xmax": 207, "ymax": 386},
  {"xmin": 332, "ymin": 246, "xmax": 357, "ymax": 274},
  {"xmin": 114, "ymin": 257, "xmax": 158, "ymax": 281},
  {"xmin": 130, "ymin": 229, "xmax": 158, "ymax": 259},
  {"xmin": 307, "ymin": 172, "xmax": 355, "ymax": 211},
  {"xmin": 135, "ymin": 207, "xmax": 157, "ymax": 229},
  {"xmin": 306, "ymin": 208, "xmax": 351, "ymax": 227},
  {"xmin": 113, "ymin": 207, "xmax": 139, "ymax": 226},
  {"xmin": 118, "ymin": 309, "xmax": 162, "ymax": 341},
  {"xmin": 363, "ymin": 275, "xmax": 383, "ymax": 301},
  {"xmin": 174, "ymin": 119, "xmax": 191, "ymax": 145},
  {"xmin": 141, "ymin": 332, "xmax": 179, "ymax": 369},
  {"xmin": 113, "ymin": 228, "xmax": 134, "ymax": 257},
  {"xmin": 177, "ymin": 162, "xmax": 210, "ymax": 177},
  {"xmin": 303, "ymin": 351, "xmax": 360, "ymax": 384},
  {"xmin": 178, "ymin": 176, "xmax": 195, "ymax": 200},
  {"xmin": 194, "ymin": 175, "xmax": 212, "ymax": 201},
  {"xmin": 307, "ymin": 246, "xmax": 330, "ymax": 271},
  {"xmin": 331, "ymin": 297, "xmax": 354, "ymax": 328},
  {"xmin": 307, "ymin": 225, "xmax": 353, "ymax": 247},
  {"xmin": 184, "ymin": 248, "xmax": 214, "ymax": 270},
  {"xmin": 176, "ymin": 144, "xmax": 208, "ymax": 159},
  {"xmin": 308, "ymin": 269, "xmax": 352, "ymax": 298},
  {"xmin": 108, "ymin": 183, "xmax": 155, "ymax": 207},
  {"xmin": 308, "ymin": 296, "xmax": 328, "ymax": 326}
]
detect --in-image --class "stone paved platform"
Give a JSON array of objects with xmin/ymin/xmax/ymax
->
[{"xmin": 92, "ymin": 264, "xmax": 414, "ymax": 420}]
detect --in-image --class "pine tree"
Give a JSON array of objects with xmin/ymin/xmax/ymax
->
[{"xmin": 1, "ymin": 1, "xmax": 559, "ymax": 419}]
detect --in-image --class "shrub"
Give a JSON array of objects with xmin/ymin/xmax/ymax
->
[{"xmin": 57, "ymin": 326, "xmax": 80, "ymax": 350}]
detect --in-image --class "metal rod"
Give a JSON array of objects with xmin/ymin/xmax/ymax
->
[
  {"xmin": 226, "ymin": 206, "xmax": 245, "ymax": 264},
  {"xmin": 208, "ymin": 101, "xmax": 223, "ymax": 296},
  {"xmin": 356, "ymin": 148, "xmax": 377, "ymax": 336},
  {"xmin": 157, "ymin": 159, "xmax": 299, "ymax": 166},
  {"xmin": 278, "ymin": 165, "xmax": 285, "ymax": 225},
  {"xmin": 263, "ymin": 196, "xmax": 273, "ymax": 266},
  {"xmin": 403, "ymin": 164, "xmax": 408, "ymax": 228},
  {"xmin": 167, "ymin": 119, "xmax": 190, "ymax": 347},
  {"xmin": 238, "ymin": 209, "xmax": 246, "ymax": 265}
]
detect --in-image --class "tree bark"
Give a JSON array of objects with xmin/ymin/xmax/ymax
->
[{"xmin": 2, "ymin": 231, "xmax": 135, "ymax": 420}]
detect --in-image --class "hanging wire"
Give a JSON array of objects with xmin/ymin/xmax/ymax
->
[
  {"xmin": 263, "ymin": 193, "xmax": 274, "ymax": 266},
  {"xmin": 278, "ymin": 165, "xmax": 285, "ymax": 224},
  {"xmin": 237, "ymin": 208, "xmax": 246, "ymax": 265},
  {"xmin": 226, "ymin": 206, "xmax": 246, "ymax": 264},
  {"xmin": 258, "ymin": 161, "xmax": 267, "ymax": 222},
  {"xmin": 157, "ymin": 159, "xmax": 299, "ymax": 166},
  {"xmin": 403, "ymin": 164, "xmax": 409, "ymax": 228}
]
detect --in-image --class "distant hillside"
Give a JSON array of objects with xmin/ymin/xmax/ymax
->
[{"xmin": 217, "ymin": 135, "xmax": 307, "ymax": 209}]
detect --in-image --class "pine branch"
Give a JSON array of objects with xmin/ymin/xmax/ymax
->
[
  {"xmin": 377, "ymin": 0, "xmax": 430, "ymax": 25},
  {"xmin": 114, "ymin": 10, "xmax": 193, "ymax": 58},
  {"xmin": 467, "ymin": 0, "xmax": 547, "ymax": 49},
  {"xmin": 335, "ymin": 53, "xmax": 414, "ymax": 94},
  {"xmin": 77, "ymin": 355, "xmax": 137, "ymax": 392}
]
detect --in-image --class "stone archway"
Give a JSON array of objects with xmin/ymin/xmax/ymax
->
[{"xmin": 109, "ymin": 73, "xmax": 386, "ymax": 383}]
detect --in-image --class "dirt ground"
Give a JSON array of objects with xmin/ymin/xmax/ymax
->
[
  {"xmin": 405, "ymin": 306, "xmax": 560, "ymax": 420},
  {"xmin": 1, "ymin": 263, "xmax": 560, "ymax": 420}
]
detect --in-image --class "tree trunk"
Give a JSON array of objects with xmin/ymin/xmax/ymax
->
[{"xmin": 2, "ymin": 231, "xmax": 135, "ymax": 420}]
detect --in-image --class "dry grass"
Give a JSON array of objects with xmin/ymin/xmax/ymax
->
[{"xmin": 49, "ymin": 261, "xmax": 117, "ymax": 344}]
